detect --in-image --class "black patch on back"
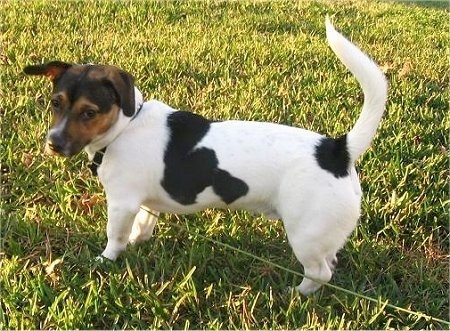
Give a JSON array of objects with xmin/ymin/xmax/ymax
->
[
  {"xmin": 161, "ymin": 111, "xmax": 249, "ymax": 205},
  {"xmin": 212, "ymin": 168, "xmax": 250, "ymax": 204},
  {"xmin": 314, "ymin": 135, "xmax": 350, "ymax": 178}
]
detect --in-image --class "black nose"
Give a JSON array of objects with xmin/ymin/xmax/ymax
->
[
  {"xmin": 47, "ymin": 132, "xmax": 67, "ymax": 154},
  {"xmin": 47, "ymin": 140, "xmax": 63, "ymax": 153}
]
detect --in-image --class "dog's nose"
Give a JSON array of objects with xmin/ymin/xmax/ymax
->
[
  {"xmin": 46, "ymin": 132, "xmax": 67, "ymax": 155},
  {"xmin": 45, "ymin": 139, "xmax": 65, "ymax": 156},
  {"xmin": 47, "ymin": 140, "xmax": 62, "ymax": 153}
]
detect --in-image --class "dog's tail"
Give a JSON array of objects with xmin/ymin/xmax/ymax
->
[{"xmin": 326, "ymin": 17, "xmax": 388, "ymax": 164}]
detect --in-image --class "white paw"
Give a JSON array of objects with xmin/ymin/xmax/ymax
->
[
  {"xmin": 94, "ymin": 255, "xmax": 105, "ymax": 262},
  {"xmin": 93, "ymin": 255, "xmax": 114, "ymax": 263},
  {"xmin": 285, "ymin": 284, "xmax": 320, "ymax": 296},
  {"xmin": 100, "ymin": 240, "xmax": 126, "ymax": 261},
  {"xmin": 295, "ymin": 280, "xmax": 322, "ymax": 296},
  {"xmin": 91, "ymin": 255, "xmax": 113, "ymax": 266}
]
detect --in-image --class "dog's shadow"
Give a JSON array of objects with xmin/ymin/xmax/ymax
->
[
  {"xmin": 3, "ymin": 203, "xmax": 363, "ymax": 298},
  {"xmin": 116, "ymin": 211, "xmax": 303, "ymax": 292}
]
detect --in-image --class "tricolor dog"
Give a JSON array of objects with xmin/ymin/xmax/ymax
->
[{"xmin": 23, "ymin": 18, "xmax": 387, "ymax": 295}]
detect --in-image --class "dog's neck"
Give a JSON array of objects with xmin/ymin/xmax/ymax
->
[{"xmin": 85, "ymin": 87, "xmax": 144, "ymax": 160}]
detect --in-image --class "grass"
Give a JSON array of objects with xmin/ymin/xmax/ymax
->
[{"xmin": 1, "ymin": 0, "xmax": 448, "ymax": 329}]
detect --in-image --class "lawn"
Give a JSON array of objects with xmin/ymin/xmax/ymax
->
[{"xmin": 1, "ymin": 0, "xmax": 448, "ymax": 329}]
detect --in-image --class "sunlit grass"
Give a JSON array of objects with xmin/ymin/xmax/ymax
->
[{"xmin": 1, "ymin": 0, "xmax": 448, "ymax": 329}]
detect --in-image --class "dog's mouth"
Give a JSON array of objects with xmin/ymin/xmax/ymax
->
[
  {"xmin": 45, "ymin": 140, "xmax": 84, "ymax": 157},
  {"xmin": 45, "ymin": 141, "xmax": 65, "ymax": 156}
]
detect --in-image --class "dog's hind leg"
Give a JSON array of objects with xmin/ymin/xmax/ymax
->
[
  {"xmin": 283, "ymin": 225, "xmax": 334, "ymax": 295},
  {"xmin": 278, "ymin": 172, "xmax": 360, "ymax": 295},
  {"xmin": 128, "ymin": 207, "xmax": 159, "ymax": 245},
  {"xmin": 283, "ymin": 206, "xmax": 359, "ymax": 295}
]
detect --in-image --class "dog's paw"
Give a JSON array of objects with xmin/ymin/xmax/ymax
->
[
  {"xmin": 90, "ymin": 255, "xmax": 117, "ymax": 270},
  {"xmin": 94, "ymin": 255, "xmax": 106, "ymax": 263},
  {"xmin": 91, "ymin": 255, "xmax": 113, "ymax": 265},
  {"xmin": 295, "ymin": 282, "xmax": 322, "ymax": 296},
  {"xmin": 283, "ymin": 284, "xmax": 319, "ymax": 296}
]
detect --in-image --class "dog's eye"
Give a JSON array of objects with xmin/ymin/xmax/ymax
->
[
  {"xmin": 80, "ymin": 109, "xmax": 97, "ymax": 121},
  {"xmin": 51, "ymin": 99, "xmax": 61, "ymax": 109}
]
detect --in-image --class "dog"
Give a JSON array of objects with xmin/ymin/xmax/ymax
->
[{"xmin": 23, "ymin": 18, "xmax": 387, "ymax": 295}]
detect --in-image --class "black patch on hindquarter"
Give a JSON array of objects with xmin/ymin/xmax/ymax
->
[
  {"xmin": 161, "ymin": 111, "xmax": 249, "ymax": 205},
  {"xmin": 314, "ymin": 135, "xmax": 350, "ymax": 178}
]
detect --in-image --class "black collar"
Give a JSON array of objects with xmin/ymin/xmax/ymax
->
[
  {"xmin": 131, "ymin": 100, "xmax": 144, "ymax": 121},
  {"xmin": 88, "ymin": 102, "xmax": 143, "ymax": 176},
  {"xmin": 88, "ymin": 147, "xmax": 106, "ymax": 176}
]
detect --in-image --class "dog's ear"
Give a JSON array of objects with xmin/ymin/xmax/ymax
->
[
  {"xmin": 23, "ymin": 61, "xmax": 72, "ymax": 82},
  {"xmin": 105, "ymin": 67, "xmax": 135, "ymax": 117}
]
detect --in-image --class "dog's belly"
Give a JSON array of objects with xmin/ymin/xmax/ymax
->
[
  {"xmin": 143, "ymin": 187, "xmax": 227, "ymax": 214},
  {"xmin": 142, "ymin": 185, "xmax": 280, "ymax": 219}
]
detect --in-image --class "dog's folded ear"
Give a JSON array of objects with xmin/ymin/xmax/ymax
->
[
  {"xmin": 24, "ymin": 61, "xmax": 136, "ymax": 117},
  {"xmin": 23, "ymin": 61, "xmax": 72, "ymax": 81},
  {"xmin": 105, "ymin": 67, "xmax": 135, "ymax": 117}
]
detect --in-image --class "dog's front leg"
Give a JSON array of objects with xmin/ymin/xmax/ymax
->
[
  {"xmin": 100, "ymin": 203, "xmax": 140, "ymax": 261},
  {"xmin": 128, "ymin": 207, "xmax": 159, "ymax": 245}
]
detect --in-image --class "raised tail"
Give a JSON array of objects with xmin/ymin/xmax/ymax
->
[{"xmin": 326, "ymin": 17, "xmax": 388, "ymax": 164}]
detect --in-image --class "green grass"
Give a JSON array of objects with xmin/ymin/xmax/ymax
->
[{"xmin": 1, "ymin": 0, "xmax": 448, "ymax": 329}]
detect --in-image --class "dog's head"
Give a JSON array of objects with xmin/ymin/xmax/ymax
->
[{"xmin": 23, "ymin": 61, "xmax": 136, "ymax": 156}]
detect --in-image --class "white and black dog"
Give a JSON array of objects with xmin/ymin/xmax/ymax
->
[{"xmin": 23, "ymin": 18, "xmax": 387, "ymax": 295}]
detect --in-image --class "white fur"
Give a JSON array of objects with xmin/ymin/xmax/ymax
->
[{"xmin": 87, "ymin": 18, "xmax": 387, "ymax": 295}]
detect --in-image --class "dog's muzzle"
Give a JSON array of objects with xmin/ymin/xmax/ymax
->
[
  {"xmin": 45, "ymin": 140, "xmax": 63, "ymax": 156},
  {"xmin": 45, "ymin": 131, "xmax": 79, "ymax": 156}
]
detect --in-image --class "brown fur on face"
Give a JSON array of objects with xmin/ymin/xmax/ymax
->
[
  {"xmin": 23, "ymin": 62, "xmax": 135, "ymax": 156},
  {"xmin": 45, "ymin": 94, "xmax": 121, "ymax": 156}
]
